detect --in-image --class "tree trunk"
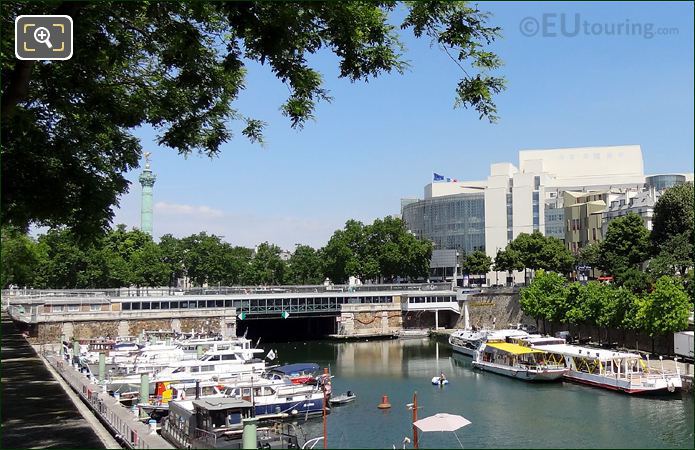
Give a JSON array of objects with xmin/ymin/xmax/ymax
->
[{"xmin": 651, "ymin": 336, "xmax": 655, "ymax": 355}]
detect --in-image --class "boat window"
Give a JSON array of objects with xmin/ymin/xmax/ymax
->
[
  {"xmin": 191, "ymin": 366, "xmax": 200, "ymax": 373},
  {"xmin": 201, "ymin": 365, "xmax": 215, "ymax": 372},
  {"xmin": 172, "ymin": 367, "xmax": 186, "ymax": 373},
  {"xmin": 222, "ymin": 354, "xmax": 238, "ymax": 361},
  {"xmin": 170, "ymin": 301, "xmax": 179, "ymax": 309},
  {"xmin": 202, "ymin": 386, "xmax": 216, "ymax": 396}
]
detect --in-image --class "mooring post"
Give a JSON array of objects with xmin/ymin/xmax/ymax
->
[
  {"xmin": 98, "ymin": 352, "xmax": 106, "ymax": 383},
  {"xmin": 242, "ymin": 417, "xmax": 258, "ymax": 449},
  {"xmin": 72, "ymin": 340, "xmax": 80, "ymax": 366},
  {"xmin": 139, "ymin": 373, "xmax": 149, "ymax": 417}
]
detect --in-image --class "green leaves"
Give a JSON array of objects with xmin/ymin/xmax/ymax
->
[
  {"xmin": 651, "ymin": 182, "xmax": 694, "ymax": 250},
  {"xmin": 598, "ymin": 213, "xmax": 651, "ymax": 284},
  {"xmin": 506, "ymin": 231, "xmax": 574, "ymax": 274},
  {"xmin": 322, "ymin": 216, "xmax": 433, "ymax": 283},
  {"xmin": 2, "ymin": 1, "xmax": 504, "ymax": 236},
  {"xmin": 461, "ymin": 250, "xmax": 492, "ymax": 276}
]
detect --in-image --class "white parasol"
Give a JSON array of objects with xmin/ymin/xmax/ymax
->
[{"xmin": 413, "ymin": 413, "xmax": 471, "ymax": 448}]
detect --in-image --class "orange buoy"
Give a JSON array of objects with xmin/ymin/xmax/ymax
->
[{"xmin": 377, "ymin": 394, "xmax": 392, "ymax": 409}]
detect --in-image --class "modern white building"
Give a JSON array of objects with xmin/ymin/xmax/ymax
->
[{"xmin": 401, "ymin": 145, "xmax": 692, "ymax": 286}]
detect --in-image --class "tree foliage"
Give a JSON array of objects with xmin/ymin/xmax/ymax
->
[
  {"xmin": 1, "ymin": 227, "xmax": 42, "ymax": 288},
  {"xmin": 519, "ymin": 270, "xmax": 568, "ymax": 327},
  {"xmin": 322, "ymin": 217, "xmax": 432, "ymax": 283},
  {"xmin": 598, "ymin": 213, "xmax": 650, "ymax": 285},
  {"xmin": 651, "ymin": 182, "xmax": 694, "ymax": 250},
  {"xmin": 461, "ymin": 250, "xmax": 492, "ymax": 276},
  {"xmin": 1, "ymin": 1, "xmax": 505, "ymax": 236},
  {"xmin": 285, "ymin": 245, "xmax": 323, "ymax": 285},
  {"xmin": 493, "ymin": 247, "xmax": 523, "ymax": 274},
  {"xmin": 638, "ymin": 276, "xmax": 691, "ymax": 336},
  {"xmin": 507, "ymin": 231, "xmax": 574, "ymax": 274}
]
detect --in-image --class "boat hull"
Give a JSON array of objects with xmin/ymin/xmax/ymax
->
[
  {"xmin": 563, "ymin": 371, "xmax": 682, "ymax": 394},
  {"xmin": 472, "ymin": 361, "xmax": 567, "ymax": 381}
]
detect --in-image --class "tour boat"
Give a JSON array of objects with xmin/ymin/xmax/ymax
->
[
  {"xmin": 472, "ymin": 341, "xmax": 567, "ymax": 381},
  {"xmin": 161, "ymin": 398, "xmax": 307, "ymax": 449},
  {"xmin": 449, "ymin": 328, "xmax": 530, "ymax": 357},
  {"xmin": 532, "ymin": 344, "xmax": 682, "ymax": 394}
]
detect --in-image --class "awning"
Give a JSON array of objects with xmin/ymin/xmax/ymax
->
[{"xmin": 485, "ymin": 342, "xmax": 544, "ymax": 355}]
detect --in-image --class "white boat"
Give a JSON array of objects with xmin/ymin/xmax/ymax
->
[
  {"xmin": 397, "ymin": 329, "xmax": 430, "ymax": 339},
  {"xmin": 222, "ymin": 379, "xmax": 326, "ymax": 417},
  {"xmin": 329, "ymin": 391, "xmax": 356, "ymax": 405},
  {"xmin": 472, "ymin": 341, "xmax": 567, "ymax": 381},
  {"xmin": 431, "ymin": 377, "xmax": 449, "ymax": 385},
  {"xmin": 449, "ymin": 328, "xmax": 530, "ymax": 357},
  {"xmin": 532, "ymin": 344, "xmax": 683, "ymax": 394},
  {"xmin": 152, "ymin": 346, "xmax": 267, "ymax": 383}
]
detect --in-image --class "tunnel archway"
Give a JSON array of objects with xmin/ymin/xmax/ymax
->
[{"xmin": 237, "ymin": 315, "xmax": 338, "ymax": 342}]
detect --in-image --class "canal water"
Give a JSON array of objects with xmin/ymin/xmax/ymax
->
[{"xmin": 260, "ymin": 337, "xmax": 694, "ymax": 449}]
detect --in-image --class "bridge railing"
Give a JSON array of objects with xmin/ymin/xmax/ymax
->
[{"xmin": 2, "ymin": 283, "xmax": 453, "ymax": 300}]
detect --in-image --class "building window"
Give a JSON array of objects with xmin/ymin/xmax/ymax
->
[
  {"xmin": 534, "ymin": 176, "xmax": 540, "ymax": 190},
  {"xmin": 592, "ymin": 228, "xmax": 597, "ymax": 241}
]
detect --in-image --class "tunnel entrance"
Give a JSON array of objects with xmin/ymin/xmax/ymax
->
[{"xmin": 236, "ymin": 315, "xmax": 338, "ymax": 342}]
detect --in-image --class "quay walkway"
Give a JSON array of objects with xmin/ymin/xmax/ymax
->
[{"xmin": 1, "ymin": 316, "xmax": 106, "ymax": 449}]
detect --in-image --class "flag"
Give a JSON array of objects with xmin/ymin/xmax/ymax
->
[
  {"xmin": 266, "ymin": 349, "xmax": 276, "ymax": 360},
  {"xmin": 433, "ymin": 173, "xmax": 444, "ymax": 182}
]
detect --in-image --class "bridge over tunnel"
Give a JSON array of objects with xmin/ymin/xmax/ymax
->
[{"xmin": 236, "ymin": 314, "xmax": 339, "ymax": 342}]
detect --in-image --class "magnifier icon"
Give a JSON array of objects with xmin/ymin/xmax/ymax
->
[{"xmin": 33, "ymin": 26, "xmax": 53, "ymax": 49}]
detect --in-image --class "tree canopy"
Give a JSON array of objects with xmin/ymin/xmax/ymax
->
[
  {"xmin": 598, "ymin": 213, "xmax": 650, "ymax": 285},
  {"xmin": 651, "ymin": 182, "xmax": 694, "ymax": 250},
  {"xmin": 1, "ymin": 1, "xmax": 505, "ymax": 236},
  {"xmin": 461, "ymin": 250, "xmax": 492, "ymax": 277}
]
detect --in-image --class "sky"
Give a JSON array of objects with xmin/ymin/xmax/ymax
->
[{"xmin": 112, "ymin": 1, "xmax": 694, "ymax": 250}]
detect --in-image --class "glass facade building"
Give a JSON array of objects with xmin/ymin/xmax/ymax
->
[
  {"xmin": 645, "ymin": 174, "xmax": 686, "ymax": 192},
  {"xmin": 401, "ymin": 193, "xmax": 485, "ymax": 253}
]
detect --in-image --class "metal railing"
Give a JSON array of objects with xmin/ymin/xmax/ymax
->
[
  {"xmin": 45, "ymin": 353, "xmax": 172, "ymax": 449},
  {"xmin": 2, "ymin": 283, "xmax": 453, "ymax": 300}
]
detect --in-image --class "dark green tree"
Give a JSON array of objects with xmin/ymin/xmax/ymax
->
[
  {"xmin": 461, "ymin": 250, "xmax": 492, "ymax": 283},
  {"xmin": 651, "ymin": 182, "xmax": 694, "ymax": 250},
  {"xmin": 180, "ymin": 232, "xmax": 231, "ymax": 286},
  {"xmin": 159, "ymin": 234, "xmax": 185, "ymax": 287},
  {"xmin": 243, "ymin": 242, "xmax": 286, "ymax": 285},
  {"xmin": 130, "ymin": 241, "xmax": 170, "ymax": 288},
  {"xmin": 598, "ymin": 213, "xmax": 650, "ymax": 285},
  {"xmin": 2, "ymin": 1, "xmax": 505, "ymax": 237},
  {"xmin": 520, "ymin": 270, "xmax": 568, "ymax": 332},
  {"xmin": 322, "ymin": 220, "xmax": 367, "ymax": 283},
  {"xmin": 638, "ymin": 276, "xmax": 691, "ymax": 353},
  {"xmin": 493, "ymin": 247, "xmax": 523, "ymax": 285},
  {"xmin": 286, "ymin": 245, "xmax": 322, "ymax": 285},
  {"xmin": 1, "ymin": 227, "xmax": 42, "ymax": 288}
]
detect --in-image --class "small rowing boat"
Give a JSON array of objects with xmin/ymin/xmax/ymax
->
[{"xmin": 329, "ymin": 391, "xmax": 356, "ymax": 405}]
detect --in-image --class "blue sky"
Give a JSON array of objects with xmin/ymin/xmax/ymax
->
[{"xmin": 113, "ymin": 1, "xmax": 694, "ymax": 249}]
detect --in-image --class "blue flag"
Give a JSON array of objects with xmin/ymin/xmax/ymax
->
[{"xmin": 433, "ymin": 172, "xmax": 444, "ymax": 182}]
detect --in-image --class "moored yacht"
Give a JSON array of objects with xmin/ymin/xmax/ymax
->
[
  {"xmin": 472, "ymin": 340, "xmax": 568, "ymax": 381},
  {"xmin": 152, "ymin": 346, "xmax": 267, "ymax": 383},
  {"xmin": 532, "ymin": 344, "xmax": 682, "ymax": 394}
]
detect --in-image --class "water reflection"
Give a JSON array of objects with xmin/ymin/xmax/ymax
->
[{"xmin": 266, "ymin": 338, "xmax": 694, "ymax": 449}]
